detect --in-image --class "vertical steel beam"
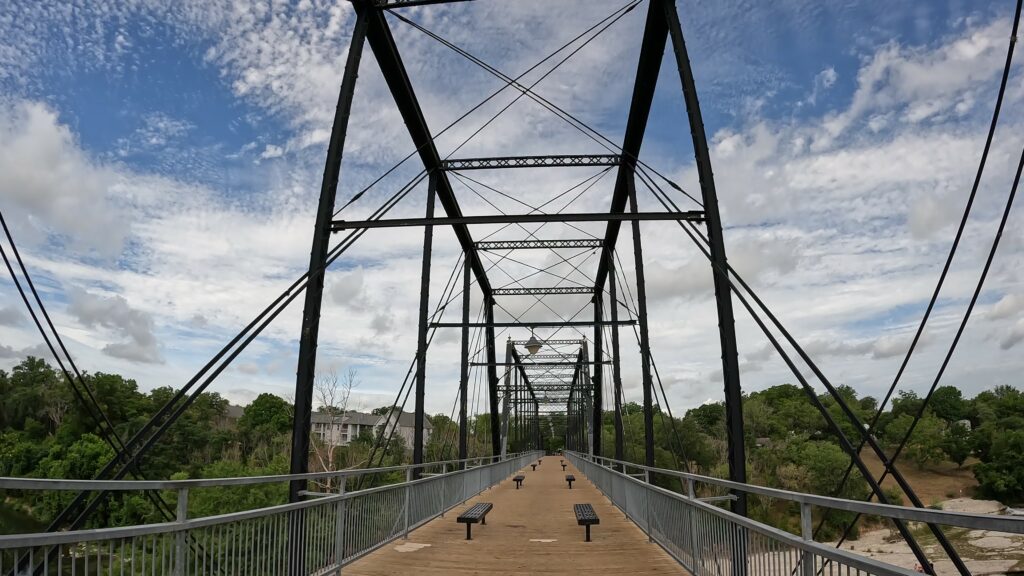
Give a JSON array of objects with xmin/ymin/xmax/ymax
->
[
  {"xmin": 289, "ymin": 2, "xmax": 370, "ymax": 500},
  {"xmin": 568, "ymin": 356, "xmax": 579, "ymax": 452},
  {"xmin": 593, "ymin": 294, "xmax": 603, "ymax": 457},
  {"xmin": 627, "ymin": 173, "xmax": 656, "ymax": 469},
  {"xmin": 458, "ymin": 257, "xmax": 470, "ymax": 465},
  {"xmin": 534, "ymin": 400, "xmax": 540, "ymax": 450},
  {"xmin": 662, "ymin": 0, "xmax": 747, "ymax": 515},
  {"xmin": 287, "ymin": 5, "xmax": 369, "ymax": 575},
  {"xmin": 500, "ymin": 342, "xmax": 511, "ymax": 456},
  {"xmin": 413, "ymin": 173, "xmax": 437, "ymax": 474},
  {"xmin": 608, "ymin": 254, "xmax": 625, "ymax": 465},
  {"xmin": 485, "ymin": 301, "xmax": 500, "ymax": 457},
  {"xmin": 580, "ymin": 342, "xmax": 592, "ymax": 455}
]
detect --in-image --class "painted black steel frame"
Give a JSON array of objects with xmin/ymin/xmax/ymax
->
[
  {"xmin": 474, "ymin": 239, "xmax": 604, "ymax": 250},
  {"xmin": 281, "ymin": 0, "xmax": 863, "ymax": 572},
  {"xmin": 440, "ymin": 154, "xmax": 621, "ymax": 170}
]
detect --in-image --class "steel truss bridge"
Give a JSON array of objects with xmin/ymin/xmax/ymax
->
[{"xmin": 2, "ymin": 0, "xmax": 1023, "ymax": 575}]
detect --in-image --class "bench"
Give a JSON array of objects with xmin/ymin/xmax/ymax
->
[
  {"xmin": 565, "ymin": 474, "xmax": 575, "ymax": 489},
  {"xmin": 561, "ymin": 463, "xmax": 567, "ymax": 471},
  {"xmin": 513, "ymin": 475, "xmax": 525, "ymax": 489},
  {"xmin": 538, "ymin": 458, "xmax": 542, "ymax": 465},
  {"xmin": 531, "ymin": 463, "xmax": 537, "ymax": 471},
  {"xmin": 574, "ymin": 503, "xmax": 600, "ymax": 541},
  {"xmin": 457, "ymin": 502, "xmax": 493, "ymax": 540}
]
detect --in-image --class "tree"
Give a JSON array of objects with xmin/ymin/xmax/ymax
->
[
  {"xmin": 904, "ymin": 415, "xmax": 946, "ymax": 470},
  {"xmin": 686, "ymin": 402, "xmax": 724, "ymax": 433},
  {"xmin": 425, "ymin": 414, "xmax": 457, "ymax": 461},
  {"xmin": 930, "ymin": 386, "xmax": 966, "ymax": 422},
  {"xmin": 974, "ymin": 429, "xmax": 1024, "ymax": 504},
  {"xmin": 311, "ymin": 367, "xmax": 358, "ymax": 476},
  {"xmin": 891, "ymin": 390, "xmax": 923, "ymax": 419},
  {"xmin": 942, "ymin": 421, "xmax": 971, "ymax": 468},
  {"xmin": 238, "ymin": 393, "xmax": 292, "ymax": 456},
  {"xmin": 4, "ymin": 357, "xmax": 58, "ymax": 435}
]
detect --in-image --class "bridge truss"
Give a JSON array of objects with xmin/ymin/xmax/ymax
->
[
  {"xmin": 281, "ymin": 2, "xmax": 974, "ymax": 574},
  {"xmin": 10, "ymin": 0, "xmax": 1024, "ymax": 575}
]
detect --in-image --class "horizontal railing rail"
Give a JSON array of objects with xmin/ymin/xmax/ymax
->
[
  {"xmin": 0, "ymin": 451, "xmax": 543, "ymax": 575},
  {"xmin": 566, "ymin": 451, "xmax": 921, "ymax": 576},
  {"xmin": 0, "ymin": 453, "xmax": 507, "ymax": 492},
  {"xmin": 570, "ymin": 452, "xmax": 1024, "ymax": 534}
]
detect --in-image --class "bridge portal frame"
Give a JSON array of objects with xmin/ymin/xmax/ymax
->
[{"xmin": 289, "ymin": 0, "xmax": 751, "ymax": 532}]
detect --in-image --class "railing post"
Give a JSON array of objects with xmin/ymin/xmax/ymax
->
[
  {"xmin": 644, "ymin": 470, "xmax": 653, "ymax": 543},
  {"xmin": 800, "ymin": 502, "xmax": 815, "ymax": 576},
  {"xmin": 686, "ymin": 478, "xmax": 699, "ymax": 575},
  {"xmin": 335, "ymin": 476, "xmax": 347, "ymax": 575},
  {"xmin": 403, "ymin": 468, "xmax": 412, "ymax": 539},
  {"xmin": 441, "ymin": 463, "xmax": 448, "ymax": 518},
  {"xmin": 174, "ymin": 488, "xmax": 188, "ymax": 576}
]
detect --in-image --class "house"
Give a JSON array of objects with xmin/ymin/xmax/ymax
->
[
  {"xmin": 216, "ymin": 404, "xmax": 245, "ymax": 429},
  {"xmin": 374, "ymin": 410, "xmax": 432, "ymax": 448},
  {"xmin": 311, "ymin": 411, "xmax": 379, "ymax": 447}
]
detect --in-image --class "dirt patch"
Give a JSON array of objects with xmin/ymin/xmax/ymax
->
[{"xmin": 859, "ymin": 450, "xmax": 978, "ymax": 504}]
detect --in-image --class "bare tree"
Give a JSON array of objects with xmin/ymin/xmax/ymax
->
[{"xmin": 311, "ymin": 367, "xmax": 359, "ymax": 486}]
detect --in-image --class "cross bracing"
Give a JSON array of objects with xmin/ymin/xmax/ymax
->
[
  {"xmin": 440, "ymin": 154, "xmax": 621, "ymax": 170},
  {"xmin": 474, "ymin": 239, "xmax": 604, "ymax": 251},
  {"xmin": 491, "ymin": 286, "xmax": 595, "ymax": 296}
]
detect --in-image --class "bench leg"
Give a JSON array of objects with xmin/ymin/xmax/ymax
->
[
  {"xmin": 466, "ymin": 523, "xmax": 472, "ymax": 541},
  {"xmin": 481, "ymin": 516, "xmax": 486, "ymax": 526},
  {"xmin": 585, "ymin": 525, "xmax": 591, "ymax": 542}
]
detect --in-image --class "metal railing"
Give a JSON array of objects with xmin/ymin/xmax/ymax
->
[
  {"xmin": 0, "ymin": 451, "xmax": 541, "ymax": 575},
  {"xmin": 566, "ymin": 452, "xmax": 1024, "ymax": 576}
]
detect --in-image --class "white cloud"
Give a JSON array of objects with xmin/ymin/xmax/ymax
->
[
  {"xmin": 0, "ymin": 101, "xmax": 126, "ymax": 255},
  {"xmin": 1, "ymin": 3, "xmax": 1022, "ymax": 418},
  {"xmin": 260, "ymin": 144, "xmax": 284, "ymax": 160},
  {"xmin": 801, "ymin": 66, "xmax": 838, "ymax": 106},
  {"xmin": 67, "ymin": 288, "xmax": 163, "ymax": 364},
  {"xmin": 988, "ymin": 293, "xmax": 1024, "ymax": 319},
  {"xmin": 820, "ymin": 18, "xmax": 1009, "ymax": 143}
]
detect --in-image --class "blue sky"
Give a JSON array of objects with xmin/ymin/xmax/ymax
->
[{"xmin": 1, "ymin": 0, "xmax": 1023, "ymax": 416}]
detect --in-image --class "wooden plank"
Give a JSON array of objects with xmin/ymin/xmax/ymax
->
[{"xmin": 345, "ymin": 459, "xmax": 688, "ymax": 575}]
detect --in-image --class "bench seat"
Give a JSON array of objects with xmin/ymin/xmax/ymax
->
[
  {"xmin": 574, "ymin": 503, "xmax": 600, "ymax": 541},
  {"xmin": 457, "ymin": 502, "xmax": 493, "ymax": 540}
]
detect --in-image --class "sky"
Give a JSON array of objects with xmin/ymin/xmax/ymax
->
[{"xmin": 1, "ymin": 0, "xmax": 1022, "ymax": 420}]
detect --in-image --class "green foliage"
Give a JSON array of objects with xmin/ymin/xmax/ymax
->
[
  {"xmin": 0, "ymin": 356, "xmax": 249, "ymax": 527},
  {"xmin": 974, "ymin": 429, "xmax": 1024, "ymax": 504},
  {"xmin": 890, "ymin": 389, "xmax": 922, "ymax": 418},
  {"xmin": 929, "ymin": 386, "xmax": 965, "ymax": 422},
  {"xmin": 238, "ymin": 393, "xmax": 292, "ymax": 454},
  {"xmin": 942, "ymin": 422, "xmax": 971, "ymax": 467},
  {"xmin": 881, "ymin": 412, "xmax": 945, "ymax": 469},
  {"xmin": 184, "ymin": 457, "xmax": 290, "ymax": 517},
  {"xmin": 4, "ymin": 349, "xmax": 1024, "ymax": 536}
]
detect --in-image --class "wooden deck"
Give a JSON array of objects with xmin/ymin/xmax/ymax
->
[{"xmin": 344, "ymin": 457, "xmax": 688, "ymax": 575}]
